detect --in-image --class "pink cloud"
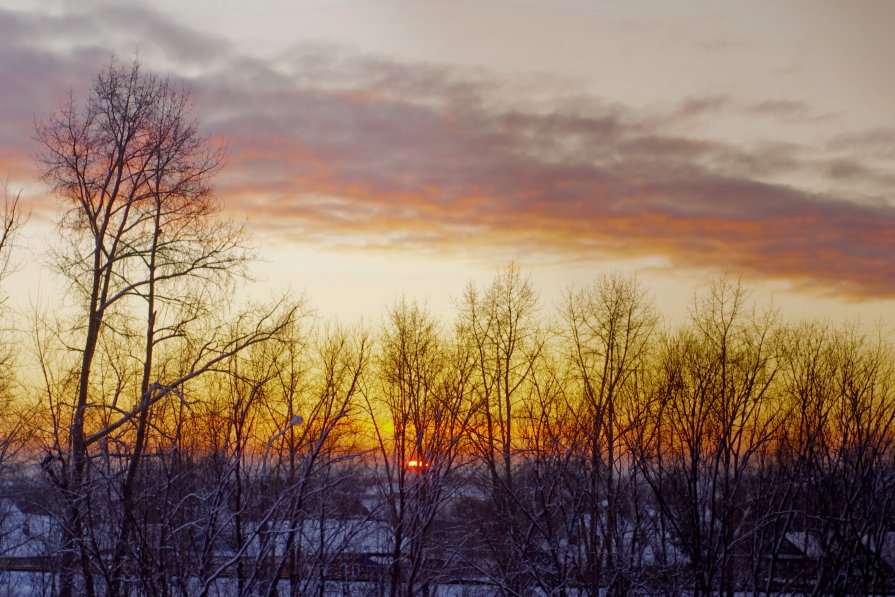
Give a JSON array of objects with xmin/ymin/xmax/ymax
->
[{"xmin": 2, "ymin": 5, "xmax": 894, "ymax": 299}]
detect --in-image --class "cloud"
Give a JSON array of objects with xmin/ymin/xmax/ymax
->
[
  {"xmin": 747, "ymin": 99, "xmax": 832, "ymax": 123},
  {"xmin": 0, "ymin": 2, "xmax": 230, "ymax": 179},
  {"xmin": 2, "ymin": 3, "xmax": 894, "ymax": 299},
  {"xmin": 191, "ymin": 49, "xmax": 895, "ymax": 298}
]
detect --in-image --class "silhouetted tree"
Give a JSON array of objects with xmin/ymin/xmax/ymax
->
[{"xmin": 35, "ymin": 57, "xmax": 297, "ymax": 597}]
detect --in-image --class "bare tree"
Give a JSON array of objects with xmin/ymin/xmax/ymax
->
[
  {"xmin": 563, "ymin": 273, "xmax": 657, "ymax": 595},
  {"xmin": 0, "ymin": 184, "xmax": 26, "ymax": 459},
  {"xmin": 632, "ymin": 278, "xmax": 781, "ymax": 596},
  {"xmin": 458, "ymin": 265, "xmax": 549, "ymax": 593},
  {"xmin": 775, "ymin": 322, "xmax": 895, "ymax": 594},
  {"xmin": 0, "ymin": 183, "xmax": 23, "ymax": 287},
  {"xmin": 366, "ymin": 299, "xmax": 476, "ymax": 597},
  {"xmin": 34, "ymin": 57, "xmax": 295, "ymax": 597},
  {"xmin": 253, "ymin": 323, "xmax": 369, "ymax": 597},
  {"xmin": 0, "ymin": 185, "xmax": 40, "ymax": 590}
]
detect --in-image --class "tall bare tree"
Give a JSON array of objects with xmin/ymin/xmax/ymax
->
[
  {"xmin": 367, "ymin": 299, "xmax": 475, "ymax": 596},
  {"xmin": 458, "ymin": 265, "xmax": 548, "ymax": 592},
  {"xmin": 632, "ymin": 278, "xmax": 781, "ymax": 596},
  {"xmin": 35, "ymin": 58, "xmax": 296, "ymax": 597},
  {"xmin": 564, "ymin": 273, "xmax": 657, "ymax": 595}
]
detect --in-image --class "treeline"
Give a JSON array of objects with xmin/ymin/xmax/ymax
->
[{"xmin": 0, "ymin": 59, "xmax": 893, "ymax": 596}]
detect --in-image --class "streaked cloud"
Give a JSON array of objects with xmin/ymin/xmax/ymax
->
[{"xmin": 1, "ymin": 3, "xmax": 894, "ymax": 299}]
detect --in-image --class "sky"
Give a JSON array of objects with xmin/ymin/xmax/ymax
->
[{"xmin": 1, "ymin": 0, "xmax": 894, "ymax": 325}]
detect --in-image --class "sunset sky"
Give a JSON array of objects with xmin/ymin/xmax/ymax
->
[{"xmin": 1, "ymin": 0, "xmax": 894, "ymax": 323}]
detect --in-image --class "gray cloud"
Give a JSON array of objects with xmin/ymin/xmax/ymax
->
[{"xmin": 2, "ymin": 3, "xmax": 894, "ymax": 298}]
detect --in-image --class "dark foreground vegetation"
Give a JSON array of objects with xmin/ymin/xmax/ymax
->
[{"xmin": 0, "ymin": 59, "xmax": 893, "ymax": 596}]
